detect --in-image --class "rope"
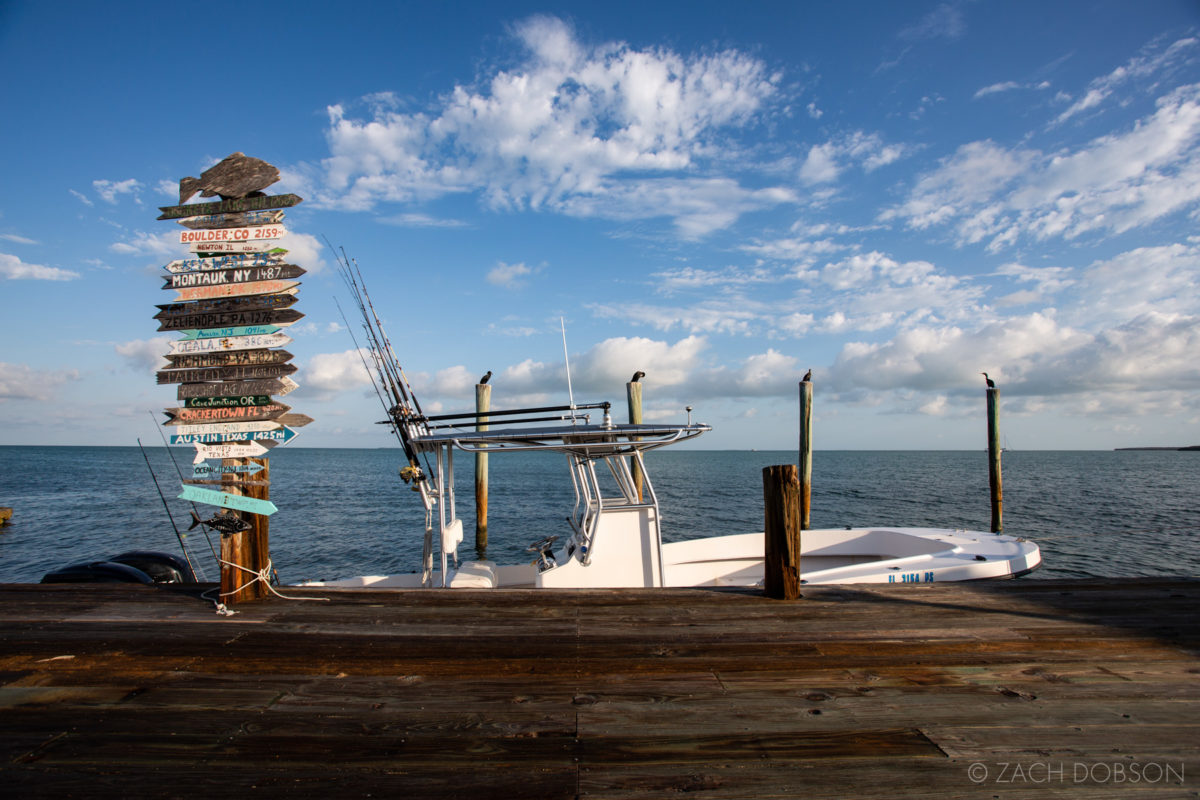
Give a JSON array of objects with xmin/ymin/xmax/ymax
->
[{"xmin": 216, "ymin": 557, "xmax": 330, "ymax": 603}]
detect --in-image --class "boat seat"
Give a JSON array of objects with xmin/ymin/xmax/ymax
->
[{"xmin": 449, "ymin": 561, "xmax": 497, "ymax": 588}]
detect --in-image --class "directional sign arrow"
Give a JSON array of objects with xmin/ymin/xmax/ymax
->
[
  {"xmin": 190, "ymin": 240, "xmax": 287, "ymax": 254},
  {"xmin": 173, "ymin": 279, "xmax": 300, "ymax": 302},
  {"xmin": 192, "ymin": 461, "xmax": 266, "ymax": 477},
  {"xmin": 165, "ymin": 349, "xmax": 293, "ymax": 370},
  {"xmin": 156, "ymin": 362, "xmax": 297, "ymax": 384},
  {"xmin": 171, "ymin": 420, "xmax": 282, "ymax": 437},
  {"xmin": 184, "ymin": 394, "xmax": 275, "ymax": 409},
  {"xmin": 177, "ymin": 378, "xmax": 290, "ymax": 399},
  {"xmin": 155, "ymin": 290, "xmax": 298, "ymax": 318},
  {"xmin": 276, "ymin": 413, "xmax": 313, "ymax": 428},
  {"xmin": 158, "ymin": 308, "xmax": 303, "ymax": 332},
  {"xmin": 158, "ymin": 193, "xmax": 303, "ymax": 221},
  {"xmin": 177, "ymin": 484, "xmax": 277, "ymax": 516},
  {"xmin": 192, "ymin": 441, "xmax": 268, "ymax": 463},
  {"xmin": 178, "ymin": 224, "xmax": 286, "ymax": 247},
  {"xmin": 176, "ymin": 326, "xmax": 284, "ymax": 340},
  {"xmin": 168, "ymin": 334, "xmax": 291, "ymax": 354},
  {"xmin": 163, "ymin": 265, "xmax": 304, "ymax": 290},
  {"xmin": 178, "ymin": 209, "xmax": 285, "ymax": 230},
  {"xmin": 171, "ymin": 426, "xmax": 296, "ymax": 445},
  {"xmin": 164, "ymin": 251, "xmax": 286, "ymax": 273},
  {"xmin": 165, "ymin": 403, "xmax": 289, "ymax": 425}
]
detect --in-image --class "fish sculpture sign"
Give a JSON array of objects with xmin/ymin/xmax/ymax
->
[{"xmin": 155, "ymin": 152, "xmax": 309, "ymax": 603}]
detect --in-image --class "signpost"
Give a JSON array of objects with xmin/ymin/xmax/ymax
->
[{"xmin": 155, "ymin": 155, "xmax": 308, "ymax": 603}]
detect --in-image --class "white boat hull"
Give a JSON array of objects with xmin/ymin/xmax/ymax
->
[{"xmin": 300, "ymin": 527, "xmax": 1041, "ymax": 589}]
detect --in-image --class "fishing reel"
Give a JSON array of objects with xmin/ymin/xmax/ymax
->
[
  {"xmin": 527, "ymin": 535, "xmax": 559, "ymax": 572},
  {"xmin": 398, "ymin": 464, "xmax": 424, "ymax": 488}
]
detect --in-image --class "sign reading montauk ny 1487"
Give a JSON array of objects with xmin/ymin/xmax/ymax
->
[
  {"xmin": 178, "ymin": 225, "xmax": 286, "ymax": 246},
  {"xmin": 162, "ymin": 264, "xmax": 304, "ymax": 289}
]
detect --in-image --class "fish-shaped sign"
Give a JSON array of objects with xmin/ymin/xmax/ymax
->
[
  {"xmin": 177, "ymin": 485, "xmax": 277, "ymax": 516},
  {"xmin": 164, "ymin": 251, "xmax": 286, "ymax": 273}
]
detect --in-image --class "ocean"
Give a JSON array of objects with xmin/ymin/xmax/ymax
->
[{"xmin": 0, "ymin": 445, "xmax": 1196, "ymax": 584}]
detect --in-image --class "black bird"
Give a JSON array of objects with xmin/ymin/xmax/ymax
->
[
  {"xmin": 631, "ymin": 370, "xmax": 645, "ymax": 383},
  {"xmin": 982, "ymin": 372, "xmax": 995, "ymax": 388},
  {"xmin": 801, "ymin": 369, "xmax": 812, "ymax": 382},
  {"xmin": 479, "ymin": 370, "xmax": 492, "ymax": 385}
]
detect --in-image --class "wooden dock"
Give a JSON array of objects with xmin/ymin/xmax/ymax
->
[{"xmin": 1, "ymin": 579, "xmax": 1196, "ymax": 798}]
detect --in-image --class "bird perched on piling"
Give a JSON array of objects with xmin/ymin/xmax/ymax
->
[
  {"xmin": 982, "ymin": 372, "xmax": 995, "ymax": 388},
  {"xmin": 631, "ymin": 370, "xmax": 645, "ymax": 383},
  {"xmin": 479, "ymin": 370, "xmax": 492, "ymax": 385},
  {"xmin": 802, "ymin": 369, "xmax": 812, "ymax": 382}
]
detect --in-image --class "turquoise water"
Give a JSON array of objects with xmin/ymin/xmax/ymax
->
[{"xmin": 0, "ymin": 446, "xmax": 1196, "ymax": 583}]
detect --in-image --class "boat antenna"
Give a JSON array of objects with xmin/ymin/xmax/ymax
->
[{"xmin": 560, "ymin": 317, "xmax": 577, "ymax": 423}]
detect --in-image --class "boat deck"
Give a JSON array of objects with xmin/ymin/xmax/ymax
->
[{"xmin": 1, "ymin": 578, "xmax": 1197, "ymax": 798}]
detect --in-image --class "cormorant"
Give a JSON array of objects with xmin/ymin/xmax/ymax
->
[
  {"xmin": 801, "ymin": 369, "xmax": 812, "ymax": 382},
  {"xmin": 982, "ymin": 372, "xmax": 995, "ymax": 388},
  {"xmin": 631, "ymin": 370, "xmax": 645, "ymax": 383},
  {"xmin": 479, "ymin": 370, "xmax": 492, "ymax": 385}
]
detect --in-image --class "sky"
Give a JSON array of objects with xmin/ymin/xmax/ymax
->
[{"xmin": 2, "ymin": 0, "xmax": 1199, "ymax": 450}]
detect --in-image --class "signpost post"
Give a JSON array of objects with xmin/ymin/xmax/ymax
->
[{"xmin": 154, "ymin": 154, "xmax": 308, "ymax": 603}]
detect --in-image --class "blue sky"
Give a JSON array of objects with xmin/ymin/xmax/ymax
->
[{"xmin": 2, "ymin": 0, "xmax": 1199, "ymax": 450}]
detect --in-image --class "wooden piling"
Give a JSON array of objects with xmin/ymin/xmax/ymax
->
[
  {"xmin": 626, "ymin": 379, "xmax": 644, "ymax": 501},
  {"xmin": 763, "ymin": 464, "xmax": 802, "ymax": 600},
  {"xmin": 475, "ymin": 382, "xmax": 490, "ymax": 559},
  {"xmin": 219, "ymin": 457, "xmax": 270, "ymax": 603},
  {"xmin": 986, "ymin": 386, "xmax": 1003, "ymax": 532},
  {"xmin": 0, "ymin": 507, "xmax": 11, "ymax": 526},
  {"xmin": 798, "ymin": 378, "xmax": 813, "ymax": 530}
]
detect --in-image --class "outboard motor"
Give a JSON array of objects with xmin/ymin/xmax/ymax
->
[
  {"xmin": 41, "ymin": 561, "xmax": 154, "ymax": 584},
  {"xmin": 108, "ymin": 551, "xmax": 196, "ymax": 584}
]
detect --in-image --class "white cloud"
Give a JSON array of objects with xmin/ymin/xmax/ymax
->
[
  {"xmin": 884, "ymin": 83, "xmax": 1200, "ymax": 249},
  {"xmin": 798, "ymin": 131, "xmax": 904, "ymax": 186},
  {"xmin": 69, "ymin": 188, "xmax": 94, "ymax": 206},
  {"xmin": 110, "ymin": 230, "xmax": 182, "ymax": 258},
  {"xmin": 0, "ymin": 252, "xmax": 79, "ymax": 280},
  {"xmin": 277, "ymin": 230, "xmax": 328, "ymax": 274},
  {"xmin": 302, "ymin": 349, "xmax": 374, "ymax": 395},
  {"xmin": 378, "ymin": 212, "xmax": 468, "ymax": 228},
  {"xmin": 487, "ymin": 261, "xmax": 534, "ymax": 288},
  {"xmin": 115, "ymin": 337, "xmax": 171, "ymax": 371},
  {"xmin": 1052, "ymin": 36, "xmax": 1197, "ymax": 127},
  {"xmin": 0, "ymin": 233, "xmax": 37, "ymax": 245},
  {"xmin": 899, "ymin": 3, "xmax": 966, "ymax": 42},
  {"xmin": 307, "ymin": 15, "xmax": 789, "ymax": 236},
  {"xmin": 93, "ymin": 178, "xmax": 142, "ymax": 204},
  {"xmin": 0, "ymin": 362, "xmax": 80, "ymax": 401}
]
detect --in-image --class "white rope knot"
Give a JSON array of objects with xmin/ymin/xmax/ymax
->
[{"xmin": 216, "ymin": 557, "xmax": 330, "ymax": 603}]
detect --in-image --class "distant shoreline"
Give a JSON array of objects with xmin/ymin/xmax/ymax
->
[{"xmin": 1115, "ymin": 445, "xmax": 1200, "ymax": 451}]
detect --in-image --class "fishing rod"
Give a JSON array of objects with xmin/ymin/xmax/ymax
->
[
  {"xmin": 149, "ymin": 410, "xmax": 220, "ymax": 565},
  {"xmin": 136, "ymin": 437, "xmax": 203, "ymax": 581}
]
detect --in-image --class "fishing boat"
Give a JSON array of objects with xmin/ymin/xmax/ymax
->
[{"xmin": 301, "ymin": 260, "xmax": 1041, "ymax": 591}]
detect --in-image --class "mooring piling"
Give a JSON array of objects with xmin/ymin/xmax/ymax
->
[
  {"xmin": 798, "ymin": 376, "xmax": 813, "ymax": 530},
  {"xmin": 626, "ymin": 374, "xmax": 644, "ymax": 501},
  {"xmin": 763, "ymin": 463, "xmax": 803, "ymax": 600},
  {"xmin": 475, "ymin": 379, "xmax": 491, "ymax": 559},
  {"xmin": 220, "ymin": 457, "xmax": 271, "ymax": 603},
  {"xmin": 984, "ymin": 376, "xmax": 1003, "ymax": 532}
]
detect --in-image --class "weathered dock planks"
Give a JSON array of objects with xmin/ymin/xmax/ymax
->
[{"xmin": 0, "ymin": 579, "xmax": 1196, "ymax": 798}]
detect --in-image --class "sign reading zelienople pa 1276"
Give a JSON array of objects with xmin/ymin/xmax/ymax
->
[{"xmin": 155, "ymin": 152, "xmax": 311, "ymax": 603}]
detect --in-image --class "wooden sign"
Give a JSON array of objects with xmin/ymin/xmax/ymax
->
[
  {"xmin": 157, "ymin": 307, "xmax": 303, "ymax": 331},
  {"xmin": 165, "ymin": 349, "xmax": 292, "ymax": 370},
  {"xmin": 184, "ymin": 394, "xmax": 275, "ymax": 409},
  {"xmin": 179, "ymin": 209, "xmax": 284, "ymax": 230},
  {"xmin": 178, "ymin": 325, "xmax": 284, "ymax": 340},
  {"xmin": 167, "ymin": 333, "xmax": 291, "ymax": 355},
  {"xmin": 155, "ymin": 290, "xmax": 298, "ymax": 319},
  {"xmin": 276, "ymin": 413, "xmax": 313, "ymax": 428},
  {"xmin": 165, "ymin": 251, "xmax": 286, "ymax": 273},
  {"xmin": 173, "ymin": 279, "xmax": 299, "ymax": 302},
  {"xmin": 182, "ymin": 478, "xmax": 271, "ymax": 487},
  {"xmin": 193, "ymin": 461, "xmax": 265, "ymax": 477},
  {"xmin": 177, "ymin": 484, "xmax": 278, "ymax": 516},
  {"xmin": 171, "ymin": 425, "xmax": 296, "ymax": 444},
  {"xmin": 191, "ymin": 440, "xmax": 268, "ymax": 463},
  {"xmin": 277, "ymin": 376, "xmax": 299, "ymax": 396},
  {"xmin": 156, "ymin": 362, "xmax": 297, "ymax": 384},
  {"xmin": 189, "ymin": 239, "xmax": 287, "ymax": 254},
  {"xmin": 178, "ymin": 224, "xmax": 286, "ymax": 247},
  {"xmin": 178, "ymin": 378, "xmax": 290, "ymax": 399},
  {"xmin": 163, "ymin": 264, "xmax": 304, "ymax": 290},
  {"xmin": 165, "ymin": 403, "xmax": 289, "ymax": 425},
  {"xmin": 171, "ymin": 420, "xmax": 282, "ymax": 437},
  {"xmin": 158, "ymin": 193, "xmax": 303, "ymax": 221}
]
